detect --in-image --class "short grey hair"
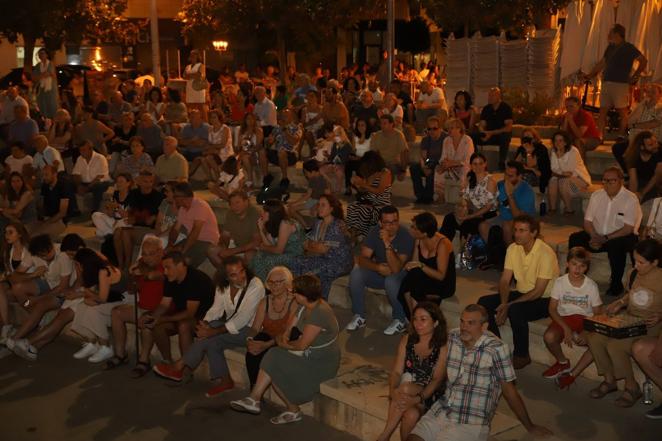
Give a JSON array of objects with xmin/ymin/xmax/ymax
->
[{"xmin": 463, "ymin": 304, "xmax": 489, "ymax": 324}]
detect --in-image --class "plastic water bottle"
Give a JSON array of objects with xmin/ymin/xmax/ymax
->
[
  {"xmin": 643, "ymin": 378, "xmax": 655, "ymax": 405},
  {"xmin": 540, "ymin": 196, "xmax": 547, "ymax": 216}
]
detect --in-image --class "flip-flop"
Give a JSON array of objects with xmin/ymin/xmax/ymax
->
[
  {"xmin": 104, "ymin": 355, "xmax": 128, "ymax": 370},
  {"xmin": 130, "ymin": 362, "xmax": 151, "ymax": 379},
  {"xmin": 270, "ymin": 410, "xmax": 302, "ymax": 425},
  {"xmin": 615, "ymin": 388, "xmax": 643, "ymax": 408}
]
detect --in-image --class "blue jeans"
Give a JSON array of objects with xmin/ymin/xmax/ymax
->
[
  {"xmin": 349, "ymin": 266, "xmax": 407, "ymax": 321},
  {"xmin": 410, "ymin": 163, "xmax": 434, "ymax": 201}
]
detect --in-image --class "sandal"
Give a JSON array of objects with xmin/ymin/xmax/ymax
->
[
  {"xmin": 615, "ymin": 388, "xmax": 643, "ymax": 408},
  {"xmin": 230, "ymin": 397, "xmax": 261, "ymax": 415},
  {"xmin": 589, "ymin": 381, "xmax": 618, "ymax": 399},
  {"xmin": 130, "ymin": 362, "xmax": 151, "ymax": 379},
  {"xmin": 270, "ymin": 410, "xmax": 303, "ymax": 425},
  {"xmin": 104, "ymin": 355, "xmax": 128, "ymax": 370}
]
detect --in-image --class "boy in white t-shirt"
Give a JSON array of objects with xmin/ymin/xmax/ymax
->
[
  {"xmin": 542, "ymin": 246, "xmax": 603, "ymax": 385},
  {"xmin": 5, "ymin": 142, "xmax": 33, "ymax": 175}
]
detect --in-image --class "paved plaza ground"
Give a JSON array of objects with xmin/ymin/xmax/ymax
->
[{"xmin": 1, "ymin": 323, "xmax": 661, "ymax": 441}]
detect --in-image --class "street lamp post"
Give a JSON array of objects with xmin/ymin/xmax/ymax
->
[
  {"xmin": 387, "ymin": 0, "xmax": 394, "ymax": 85},
  {"xmin": 149, "ymin": 0, "xmax": 162, "ymax": 86}
]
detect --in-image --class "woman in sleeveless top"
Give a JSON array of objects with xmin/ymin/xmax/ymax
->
[
  {"xmin": 0, "ymin": 172, "xmax": 37, "ymax": 232},
  {"xmin": 399, "ymin": 213, "xmax": 455, "ymax": 317},
  {"xmin": 70, "ymin": 248, "xmax": 126, "ymax": 363},
  {"xmin": 238, "ymin": 113, "xmax": 264, "ymax": 188},
  {"xmin": 251, "ymin": 200, "xmax": 305, "ymax": 282},
  {"xmin": 184, "ymin": 49, "xmax": 207, "ymax": 119},
  {"xmin": 449, "ymin": 90, "xmax": 478, "ymax": 131},
  {"xmin": 377, "ymin": 302, "xmax": 448, "ymax": 441},
  {"xmin": 301, "ymin": 90, "xmax": 324, "ymax": 154},
  {"xmin": 33, "ymin": 48, "xmax": 58, "ymax": 119},
  {"xmin": 346, "ymin": 151, "xmax": 393, "ymax": 237},
  {"xmin": 439, "ymin": 152, "xmax": 497, "ymax": 242},
  {"xmin": 245, "ymin": 266, "xmax": 299, "ymax": 388}
]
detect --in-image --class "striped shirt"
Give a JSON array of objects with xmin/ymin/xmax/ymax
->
[{"xmin": 434, "ymin": 329, "xmax": 516, "ymax": 426}]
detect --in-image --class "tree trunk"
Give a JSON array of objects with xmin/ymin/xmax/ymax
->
[
  {"xmin": 23, "ymin": 34, "xmax": 36, "ymax": 73},
  {"xmin": 276, "ymin": 29, "xmax": 287, "ymax": 83}
]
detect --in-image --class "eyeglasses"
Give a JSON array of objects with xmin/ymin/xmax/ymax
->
[
  {"xmin": 603, "ymin": 178, "xmax": 620, "ymax": 184},
  {"xmin": 381, "ymin": 220, "xmax": 398, "ymax": 226},
  {"xmin": 427, "ymin": 127, "xmax": 440, "ymax": 131},
  {"xmin": 268, "ymin": 279, "xmax": 287, "ymax": 285}
]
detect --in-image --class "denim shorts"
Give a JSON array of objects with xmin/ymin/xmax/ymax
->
[{"xmin": 35, "ymin": 278, "xmax": 51, "ymax": 295}]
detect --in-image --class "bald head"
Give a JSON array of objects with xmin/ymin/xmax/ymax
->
[{"xmin": 163, "ymin": 136, "xmax": 178, "ymax": 155}]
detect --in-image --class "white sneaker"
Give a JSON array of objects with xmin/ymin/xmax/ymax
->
[
  {"xmin": 0, "ymin": 324, "xmax": 13, "ymax": 345},
  {"xmin": 88, "ymin": 345, "xmax": 114, "ymax": 363},
  {"xmin": 13, "ymin": 340, "xmax": 37, "ymax": 361},
  {"xmin": 73, "ymin": 342, "xmax": 99, "ymax": 359},
  {"xmin": 383, "ymin": 319, "xmax": 407, "ymax": 336},
  {"xmin": 345, "ymin": 314, "xmax": 366, "ymax": 331}
]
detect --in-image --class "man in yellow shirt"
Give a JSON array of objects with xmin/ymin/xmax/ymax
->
[{"xmin": 478, "ymin": 214, "xmax": 560, "ymax": 369}]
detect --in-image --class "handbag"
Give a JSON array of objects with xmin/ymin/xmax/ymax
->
[{"xmin": 192, "ymin": 78, "xmax": 209, "ymax": 91}]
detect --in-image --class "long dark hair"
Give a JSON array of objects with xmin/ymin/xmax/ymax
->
[
  {"xmin": 353, "ymin": 117, "xmax": 373, "ymax": 140},
  {"xmin": 453, "ymin": 90, "xmax": 473, "ymax": 110},
  {"xmin": 358, "ymin": 150, "xmax": 386, "ymax": 178},
  {"xmin": 552, "ymin": 130, "xmax": 572, "ymax": 154},
  {"xmin": 6, "ymin": 172, "xmax": 30, "ymax": 202},
  {"xmin": 467, "ymin": 152, "xmax": 487, "ymax": 189},
  {"xmin": 2, "ymin": 222, "xmax": 30, "ymax": 272},
  {"xmin": 216, "ymin": 255, "xmax": 254, "ymax": 290},
  {"xmin": 74, "ymin": 248, "xmax": 113, "ymax": 288},
  {"xmin": 263, "ymin": 199, "xmax": 289, "ymax": 238},
  {"xmin": 408, "ymin": 301, "xmax": 448, "ymax": 349},
  {"xmin": 625, "ymin": 130, "xmax": 655, "ymax": 169}
]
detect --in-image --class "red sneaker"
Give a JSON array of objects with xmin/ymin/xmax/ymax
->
[
  {"xmin": 153, "ymin": 363, "xmax": 183, "ymax": 381},
  {"xmin": 205, "ymin": 381, "xmax": 235, "ymax": 398},
  {"xmin": 556, "ymin": 373, "xmax": 576, "ymax": 390},
  {"xmin": 542, "ymin": 361, "xmax": 571, "ymax": 379}
]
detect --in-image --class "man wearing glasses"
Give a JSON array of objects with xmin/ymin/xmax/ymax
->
[
  {"xmin": 346, "ymin": 205, "xmax": 414, "ymax": 335},
  {"xmin": 569, "ymin": 167, "xmax": 642, "ymax": 296},
  {"xmin": 410, "ymin": 116, "xmax": 446, "ymax": 204}
]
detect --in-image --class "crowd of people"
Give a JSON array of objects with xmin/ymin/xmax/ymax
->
[{"xmin": 0, "ymin": 21, "xmax": 661, "ymax": 440}]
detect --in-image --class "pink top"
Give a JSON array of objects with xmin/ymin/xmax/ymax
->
[{"xmin": 177, "ymin": 198, "xmax": 220, "ymax": 244}]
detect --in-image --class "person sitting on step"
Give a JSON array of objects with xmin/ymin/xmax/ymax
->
[
  {"xmin": 477, "ymin": 215, "xmax": 559, "ymax": 370},
  {"xmin": 346, "ymin": 205, "xmax": 415, "ymax": 336}
]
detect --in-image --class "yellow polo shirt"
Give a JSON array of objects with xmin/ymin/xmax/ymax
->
[{"xmin": 504, "ymin": 239, "xmax": 559, "ymax": 297}]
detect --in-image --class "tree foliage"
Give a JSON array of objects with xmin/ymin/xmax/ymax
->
[
  {"xmin": 177, "ymin": 0, "xmax": 381, "ymax": 75},
  {"xmin": 0, "ymin": 0, "xmax": 132, "ymax": 68},
  {"xmin": 422, "ymin": 0, "xmax": 572, "ymax": 37}
]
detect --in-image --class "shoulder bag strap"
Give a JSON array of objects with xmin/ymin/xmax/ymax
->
[{"xmin": 226, "ymin": 279, "xmax": 251, "ymax": 321}]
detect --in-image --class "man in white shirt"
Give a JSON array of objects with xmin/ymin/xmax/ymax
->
[
  {"xmin": 253, "ymin": 86, "xmax": 277, "ymax": 137},
  {"xmin": 416, "ymin": 81, "xmax": 448, "ymax": 133},
  {"xmin": 32, "ymin": 134, "xmax": 64, "ymax": 173},
  {"xmin": 569, "ymin": 166, "xmax": 642, "ymax": 296},
  {"xmin": 72, "ymin": 140, "xmax": 112, "ymax": 211},
  {"xmin": 153, "ymin": 256, "xmax": 264, "ymax": 397},
  {"xmin": 0, "ymin": 86, "xmax": 29, "ymax": 125}
]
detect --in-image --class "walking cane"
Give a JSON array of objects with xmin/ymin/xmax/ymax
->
[{"xmin": 134, "ymin": 287, "xmax": 139, "ymax": 365}]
